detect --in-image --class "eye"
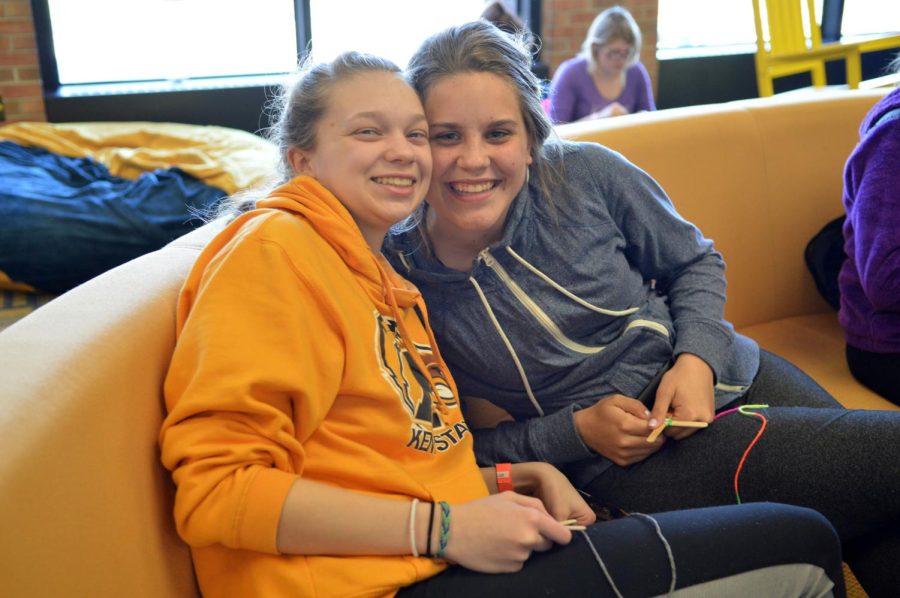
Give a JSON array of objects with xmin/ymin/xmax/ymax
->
[
  {"xmin": 354, "ymin": 128, "xmax": 380, "ymax": 138},
  {"xmin": 408, "ymin": 129, "xmax": 429, "ymax": 143},
  {"xmin": 486, "ymin": 129, "xmax": 511, "ymax": 142},
  {"xmin": 430, "ymin": 131, "xmax": 460, "ymax": 144}
]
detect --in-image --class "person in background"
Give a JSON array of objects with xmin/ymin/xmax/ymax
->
[
  {"xmin": 386, "ymin": 19, "xmax": 900, "ymax": 598},
  {"xmin": 480, "ymin": 0, "xmax": 525, "ymax": 35},
  {"xmin": 547, "ymin": 5, "xmax": 655, "ymax": 123},
  {"xmin": 159, "ymin": 50, "xmax": 846, "ymax": 598},
  {"xmin": 481, "ymin": 1, "xmax": 551, "ymax": 87},
  {"xmin": 839, "ymin": 52, "xmax": 900, "ymax": 405}
]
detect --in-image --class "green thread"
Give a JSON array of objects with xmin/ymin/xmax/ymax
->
[{"xmin": 436, "ymin": 501, "xmax": 451, "ymax": 559}]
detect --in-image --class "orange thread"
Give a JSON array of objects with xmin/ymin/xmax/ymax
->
[{"xmin": 715, "ymin": 404, "xmax": 769, "ymax": 504}]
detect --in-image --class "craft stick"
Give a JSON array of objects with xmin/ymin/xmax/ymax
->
[
  {"xmin": 647, "ymin": 425, "xmax": 666, "ymax": 442},
  {"xmin": 647, "ymin": 418, "xmax": 710, "ymax": 442},
  {"xmin": 558, "ymin": 518, "xmax": 587, "ymax": 531},
  {"xmin": 667, "ymin": 420, "xmax": 709, "ymax": 429}
]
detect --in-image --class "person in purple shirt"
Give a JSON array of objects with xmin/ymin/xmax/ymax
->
[
  {"xmin": 548, "ymin": 6, "xmax": 655, "ymax": 124},
  {"xmin": 839, "ymin": 53, "xmax": 900, "ymax": 405}
]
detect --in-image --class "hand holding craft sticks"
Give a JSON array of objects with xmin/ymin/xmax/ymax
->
[
  {"xmin": 647, "ymin": 418, "xmax": 709, "ymax": 442},
  {"xmin": 559, "ymin": 518, "xmax": 587, "ymax": 531}
]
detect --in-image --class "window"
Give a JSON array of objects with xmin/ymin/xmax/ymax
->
[
  {"xmin": 657, "ymin": 0, "xmax": 900, "ymax": 58},
  {"xmin": 47, "ymin": 0, "xmax": 298, "ymax": 85},
  {"xmin": 309, "ymin": 0, "xmax": 486, "ymax": 68},
  {"xmin": 657, "ymin": 0, "xmax": 758, "ymax": 55},
  {"xmin": 841, "ymin": 0, "xmax": 900, "ymax": 39},
  {"xmin": 34, "ymin": 0, "xmax": 504, "ymax": 93}
]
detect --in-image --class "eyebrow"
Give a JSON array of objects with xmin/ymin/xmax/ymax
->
[
  {"xmin": 430, "ymin": 118, "xmax": 520, "ymax": 129},
  {"xmin": 346, "ymin": 111, "xmax": 428, "ymax": 126}
]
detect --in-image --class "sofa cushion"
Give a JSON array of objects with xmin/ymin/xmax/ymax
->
[
  {"xmin": 0, "ymin": 222, "xmax": 222, "ymax": 597},
  {"xmin": 738, "ymin": 313, "xmax": 898, "ymax": 411}
]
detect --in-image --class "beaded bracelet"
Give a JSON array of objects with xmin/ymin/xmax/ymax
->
[{"xmin": 436, "ymin": 501, "xmax": 451, "ymax": 559}]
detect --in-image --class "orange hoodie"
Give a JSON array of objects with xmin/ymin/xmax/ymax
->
[{"xmin": 160, "ymin": 176, "xmax": 488, "ymax": 598}]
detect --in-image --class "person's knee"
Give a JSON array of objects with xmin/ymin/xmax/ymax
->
[{"xmin": 764, "ymin": 503, "xmax": 841, "ymax": 565}]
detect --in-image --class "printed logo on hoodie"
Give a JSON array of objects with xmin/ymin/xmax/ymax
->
[{"xmin": 374, "ymin": 312, "xmax": 470, "ymax": 453}]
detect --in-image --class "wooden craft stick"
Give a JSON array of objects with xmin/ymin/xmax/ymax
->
[
  {"xmin": 647, "ymin": 418, "xmax": 710, "ymax": 442},
  {"xmin": 559, "ymin": 518, "xmax": 587, "ymax": 531},
  {"xmin": 647, "ymin": 425, "xmax": 666, "ymax": 442},
  {"xmin": 667, "ymin": 420, "xmax": 709, "ymax": 428}
]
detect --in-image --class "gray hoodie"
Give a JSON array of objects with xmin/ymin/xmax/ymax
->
[{"xmin": 385, "ymin": 141, "xmax": 759, "ymax": 485}]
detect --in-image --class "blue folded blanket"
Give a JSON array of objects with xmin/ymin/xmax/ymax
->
[{"xmin": 0, "ymin": 140, "xmax": 225, "ymax": 294}]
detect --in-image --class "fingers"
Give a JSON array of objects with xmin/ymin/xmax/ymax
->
[
  {"xmin": 618, "ymin": 396, "xmax": 651, "ymax": 419},
  {"xmin": 649, "ymin": 388, "xmax": 674, "ymax": 431},
  {"xmin": 534, "ymin": 513, "xmax": 572, "ymax": 546},
  {"xmin": 571, "ymin": 503, "xmax": 598, "ymax": 526},
  {"xmin": 500, "ymin": 490, "xmax": 550, "ymax": 516}
]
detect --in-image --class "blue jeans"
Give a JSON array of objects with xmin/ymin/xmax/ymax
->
[
  {"xmin": 399, "ymin": 502, "xmax": 843, "ymax": 597},
  {"xmin": 0, "ymin": 141, "xmax": 224, "ymax": 293}
]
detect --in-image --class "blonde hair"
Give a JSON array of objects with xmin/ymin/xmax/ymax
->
[
  {"xmin": 888, "ymin": 50, "xmax": 900, "ymax": 75},
  {"xmin": 581, "ymin": 6, "xmax": 642, "ymax": 73},
  {"xmin": 213, "ymin": 51, "xmax": 402, "ymax": 218}
]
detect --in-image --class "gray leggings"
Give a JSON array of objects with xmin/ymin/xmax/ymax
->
[{"xmin": 585, "ymin": 350, "xmax": 900, "ymax": 598}]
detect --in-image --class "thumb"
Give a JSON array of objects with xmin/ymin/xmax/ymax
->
[{"xmin": 649, "ymin": 388, "xmax": 674, "ymax": 429}]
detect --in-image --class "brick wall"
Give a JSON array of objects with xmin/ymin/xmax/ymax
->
[
  {"xmin": 0, "ymin": 0, "xmax": 45, "ymax": 122},
  {"xmin": 542, "ymin": 0, "xmax": 659, "ymax": 93}
]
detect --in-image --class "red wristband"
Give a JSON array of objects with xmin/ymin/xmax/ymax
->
[{"xmin": 495, "ymin": 462, "xmax": 513, "ymax": 493}]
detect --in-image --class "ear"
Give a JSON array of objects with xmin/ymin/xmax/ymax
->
[{"xmin": 287, "ymin": 146, "xmax": 316, "ymax": 177}]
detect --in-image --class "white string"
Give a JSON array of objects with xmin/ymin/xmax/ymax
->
[
  {"xmin": 578, "ymin": 529, "xmax": 625, "ymax": 598},
  {"xmin": 579, "ymin": 513, "xmax": 676, "ymax": 597},
  {"xmin": 632, "ymin": 513, "xmax": 677, "ymax": 596},
  {"xmin": 408, "ymin": 498, "xmax": 420, "ymax": 557}
]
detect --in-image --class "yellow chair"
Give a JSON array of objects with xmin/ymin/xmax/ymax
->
[{"xmin": 752, "ymin": 0, "xmax": 900, "ymax": 96}]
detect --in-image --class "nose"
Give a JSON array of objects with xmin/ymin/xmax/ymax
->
[
  {"xmin": 384, "ymin": 131, "xmax": 416, "ymax": 163},
  {"xmin": 456, "ymin": 137, "xmax": 490, "ymax": 171}
]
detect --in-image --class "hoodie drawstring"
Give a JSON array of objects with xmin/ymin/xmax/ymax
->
[{"xmin": 468, "ymin": 276, "xmax": 545, "ymax": 417}]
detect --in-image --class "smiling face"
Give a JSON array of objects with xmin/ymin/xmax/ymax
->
[
  {"xmin": 289, "ymin": 71, "xmax": 431, "ymax": 252},
  {"xmin": 423, "ymin": 71, "xmax": 532, "ymax": 251}
]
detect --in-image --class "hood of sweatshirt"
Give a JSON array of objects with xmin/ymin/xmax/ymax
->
[
  {"xmin": 255, "ymin": 176, "xmax": 453, "ymax": 416},
  {"xmin": 257, "ymin": 175, "xmax": 421, "ymax": 313}
]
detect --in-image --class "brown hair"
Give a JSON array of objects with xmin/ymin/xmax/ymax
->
[{"xmin": 405, "ymin": 20, "xmax": 563, "ymax": 201}]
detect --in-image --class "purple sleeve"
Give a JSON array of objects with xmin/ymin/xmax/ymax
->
[
  {"xmin": 548, "ymin": 59, "xmax": 581, "ymax": 124},
  {"xmin": 632, "ymin": 62, "xmax": 656, "ymax": 112},
  {"xmin": 846, "ymin": 121, "xmax": 900, "ymax": 311}
]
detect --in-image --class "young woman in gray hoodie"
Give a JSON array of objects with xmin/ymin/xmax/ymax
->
[{"xmin": 385, "ymin": 20, "xmax": 900, "ymax": 598}]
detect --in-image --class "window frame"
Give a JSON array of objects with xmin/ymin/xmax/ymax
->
[
  {"xmin": 30, "ymin": 0, "xmax": 539, "ymax": 96},
  {"xmin": 655, "ymin": 0, "xmax": 847, "ymax": 59}
]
